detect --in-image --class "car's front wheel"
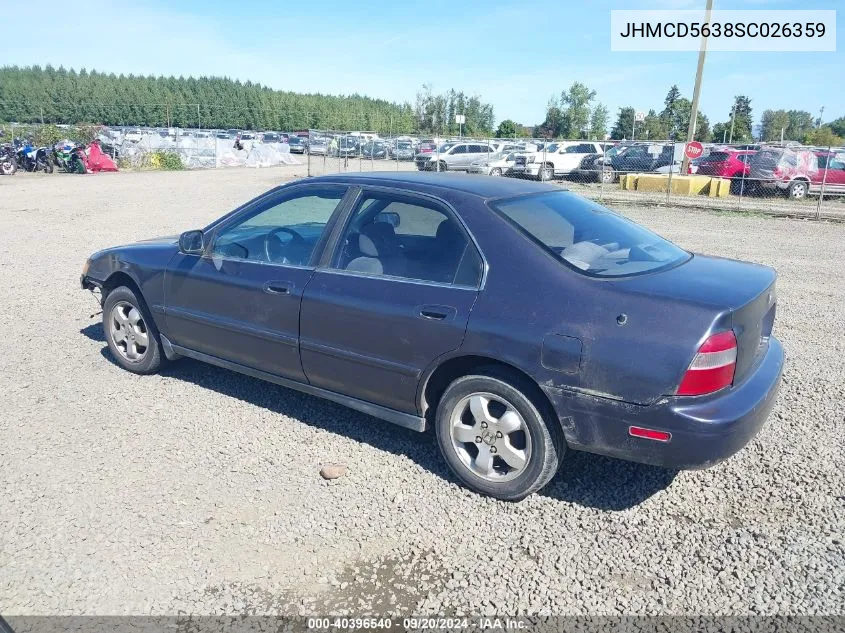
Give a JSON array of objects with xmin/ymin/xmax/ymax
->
[
  {"xmin": 490, "ymin": 167, "xmax": 502, "ymax": 177},
  {"xmin": 102, "ymin": 286, "xmax": 165, "ymax": 375},
  {"xmin": 435, "ymin": 371, "xmax": 565, "ymax": 501}
]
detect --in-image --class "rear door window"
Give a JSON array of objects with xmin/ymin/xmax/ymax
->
[{"xmin": 332, "ymin": 193, "xmax": 483, "ymax": 287}]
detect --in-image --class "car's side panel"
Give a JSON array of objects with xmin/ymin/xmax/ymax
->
[
  {"xmin": 164, "ymin": 255, "xmax": 314, "ymax": 381},
  {"xmin": 448, "ymin": 194, "xmax": 721, "ymax": 406},
  {"xmin": 300, "ymin": 270, "xmax": 477, "ymax": 414}
]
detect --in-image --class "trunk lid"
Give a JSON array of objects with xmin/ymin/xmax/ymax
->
[{"xmin": 622, "ymin": 254, "xmax": 777, "ymax": 384}]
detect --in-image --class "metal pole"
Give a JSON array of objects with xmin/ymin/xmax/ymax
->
[
  {"xmin": 666, "ymin": 140, "xmax": 675, "ymax": 205},
  {"xmin": 816, "ymin": 145, "xmax": 831, "ymax": 220},
  {"xmin": 540, "ymin": 140, "xmax": 548, "ymax": 182},
  {"xmin": 631, "ymin": 119, "xmax": 636, "ymax": 141},
  {"xmin": 738, "ymin": 152, "xmax": 748, "ymax": 210},
  {"xmin": 680, "ymin": 0, "xmax": 714, "ymax": 175},
  {"xmin": 307, "ymin": 129, "xmax": 312, "ymax": 177},
  {"xmin": 728, "ymin": 103, "xmax": 736, "ymax": 144}
]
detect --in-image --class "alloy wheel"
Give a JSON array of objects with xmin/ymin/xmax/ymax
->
[
  {"xmin": 109, "ymin": 301, "xmax": 149, "ymax": 362},
  {"xmin": 449, "ymin": 392, "xmax": 532, "ymax": 482}
]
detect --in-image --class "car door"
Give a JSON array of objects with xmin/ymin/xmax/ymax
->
[
  {"xmin": 164, "ymin": 184, "xmax": 351, "ymax": 381},
  {"xmin": 817, "ymin": 155, "xmax": 845, "ymax": 193},
  {"xmin": 299, "ymin": 188, "xmax": 485, "ymax": 414},
  {"xmin": 466, "ymin": 144, "xmax": 488, "ymax": 169},
  {"xmin": 446, "ymin": 144, "xmax": 468, "ymax": 169}
]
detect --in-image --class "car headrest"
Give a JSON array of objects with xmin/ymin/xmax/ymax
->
[
  {"xmin": 435, "ymin": 219, "xmax": 462, "ymax": 244},
  {"xmin": 358, "ymin": 233, "xmax": 379, "ymax": 257}
]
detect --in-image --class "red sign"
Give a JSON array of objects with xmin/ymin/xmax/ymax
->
[{"xmin": 685, "ymin": 141, "xmax": 703, "ymax": 160}]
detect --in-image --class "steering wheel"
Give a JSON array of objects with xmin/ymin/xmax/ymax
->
[{"xmin": 264, "ymin": 227, "xmax": 307, "ymax": 264}]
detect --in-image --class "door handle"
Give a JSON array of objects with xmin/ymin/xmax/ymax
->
[
  {"xmin": 416, "ymin": 305, "xmax": 456, "ymax": 321},
  {"xmin": 263, "ymin": 280, "xmax": 293, "ymax": 295}
]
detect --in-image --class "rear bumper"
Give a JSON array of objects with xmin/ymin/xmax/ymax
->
[{"xmin": 543, "ymin": 337, "xmax": 784, "ymax": 469}]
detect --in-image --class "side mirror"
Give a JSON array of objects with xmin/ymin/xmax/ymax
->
[{"xmin": 179, "ymin": 229, "xmax": 205, "ymax": 255}]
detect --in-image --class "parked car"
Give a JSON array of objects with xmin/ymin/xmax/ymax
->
[
  {"xmin": 468, "ymin": 151, "xmax": 519, "ymax": 176},
  {"xmin": 334, "ymin": 136, "xmax": 360, "ymax": 158},
  {"xmin": 392, "ymin": 141, "xmax": 416, "ymax": 160},
  {"xmin": 81, "ymin": 172, "xmax": 783, "ymax": 501},
  {"xmin": 694, "ymin": 150, "xmax": 755, "ymax": 180},
  {"xmin": 576, "ymin": 143, "xmax": 634, "ymax": 183},
  {"xmin": 415, "ymin": 142, "xmax": 496, "ymax": 172},
  {"xmin": 308, "ymin": 138, "xmax": 328, "ymax": 156},
  {"xmin": 603, "ymin": 143, "xmax": 685, "ymax": 182},
  {"xmin": 261, "ymin": 132, "xmax": 282, "ymax": 144},
  {"xmin": 288, "ymin": 136, "xmax": 308, "ymax": 154},
  {"xmin": 361, "ymin": 141, "xmax": 390, "ymax": 159},
  {"xmin": 811, "ymin": 151, "xmax": 845, "ymax": 196},
  {"xmin": 746, "ymin": 147, "xmax": 818, "ymax": 200},
  {"xmin": 512, "ymin": 142, "xmax": 604, "ymax": 180},
  {"xmin": 124, "ymin": 129, "xmax": 144, "ymax": 143}
]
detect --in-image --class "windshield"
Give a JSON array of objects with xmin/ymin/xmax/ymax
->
[
  {"xmin": 438, "ymin": 143, "xmax": 455, "ymax": 153},
  {"xmin": 397, "ymin": 142, "xmax": 412, "ymax": 149},
  {"xmin": 545, "ymin": 143, "xmax": 560, "ymax": 152},
  {"xmin": 491, "ymin": 192, "xmax": 690, "ymax": 278}
]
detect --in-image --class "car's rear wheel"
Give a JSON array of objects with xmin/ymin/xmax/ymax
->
[
  {"xmin": 490, "ymin": 167, "xmax": 502, "ymax": 177},
  {"xmin": 787, "ymin": 179, "xmax": 808, "ymax": 200},
  {"xmin": 102, "ymin": 286, "xmax": 164, "ymax": 375},
  {"xmin": 600, "ymin": 167, "xmax": 614, "ymax": 184},
  {"xmin": 538, "ymin": 163, "xmax": 553, "ymax": 181},
  {"xmin": 435, "ymin": 371, "xmax": 565, "ymax": 501}
]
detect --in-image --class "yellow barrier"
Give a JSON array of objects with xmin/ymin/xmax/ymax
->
[{"xmin": 619, "ymin": 173, "xmax": 731, "ymax": 197}]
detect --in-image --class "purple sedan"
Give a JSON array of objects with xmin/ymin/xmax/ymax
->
[{"xmin": 81, "ymin": 172, "xmax": 783, "ymax": 500}]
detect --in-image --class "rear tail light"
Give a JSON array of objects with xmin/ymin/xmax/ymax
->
[{"xmin": 677, "ymin": 330, "xmax": 737, "ymax": 396}]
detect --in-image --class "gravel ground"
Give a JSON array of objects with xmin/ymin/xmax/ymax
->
[{"xmin": 0, "ymin": 168, "xmax": 843, "ymax": 616}]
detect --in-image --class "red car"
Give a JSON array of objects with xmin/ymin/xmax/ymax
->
[
  {"xmin": 811, "ymin": 151, "xmax": 845, "ymax": 196},
  {"xmin": 695, "ymin": 149, "xmax": 755, "ymax": 179}
]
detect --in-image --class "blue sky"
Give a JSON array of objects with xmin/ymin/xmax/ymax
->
[{"xmin": 5, "ymin": 0, "xmax": 843, "ymax": 127}]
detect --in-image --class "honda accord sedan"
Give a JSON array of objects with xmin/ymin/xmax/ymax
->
[{"xmin": 81, "ymin": 172, "xmax": 784, "ymax": 500}]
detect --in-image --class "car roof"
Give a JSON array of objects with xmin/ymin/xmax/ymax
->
[{"xmin": 304, "ymin": 171, "xmax": 566, "ymax": 199}]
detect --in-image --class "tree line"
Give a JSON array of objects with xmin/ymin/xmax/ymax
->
[
  {"xmin": 525, "ymin": 81, "xmax": 844, "ymax": 146},
  {"xmin": 2, "ymin": 65, "xmax": 843, "ymax": 145},
  {"xmin": 0, "ymin": 65, "xmax": 496, "ymax": 135}
]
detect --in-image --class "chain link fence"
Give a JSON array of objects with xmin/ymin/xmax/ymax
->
[{"xmin": 2, "ymin": 116, "xmax": 843, "ymax": 220}]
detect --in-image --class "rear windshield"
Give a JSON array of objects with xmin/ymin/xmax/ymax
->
[{"xmin": 491, "ymin": 192, "xmax": 690, "ymax": 278}]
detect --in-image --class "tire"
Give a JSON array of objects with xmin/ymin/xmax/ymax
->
[
  {"xmin": 102, "ymin": 286, "xmax": 165, "ymax": 375},
  {"xmin": 600, "ymin": 167, "xmax": 614, "ymax": 184},
  {"xmin": 538, "ymin": 163, "xmax": 553, "ymax": 182},
  {"xmin": 44, "ymin": 160, "xmax": 53, "ymax": 174},
  {"xmin": 435, "ymin": 369, "xmax": 565, "ymax": 501},
  {"xmin": 787, "ymin": 180, "xmax": 808, "ymax": 200},
  {"xmin": 0, "ymin": 160, "xmax": 15, "ymax": 175},
  {"xmin": 490, "ymin": 167, "xmax": 502, "ymax": 177},
  {"xmin": 437, "ymin": 160, "xmax": 447, "ymax": 172}
]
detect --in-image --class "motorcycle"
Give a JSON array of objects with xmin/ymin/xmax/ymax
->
[
  {"xmin": 15, "ymin": 141, "xmax": 53, "ymax": 173},
  {"xmin": 53, "ymin": 143, "xmax": 88, "ymax": 174},
  {"xmin": 0, "ymin": 144, "xmax": 16, "ymax": 175}
]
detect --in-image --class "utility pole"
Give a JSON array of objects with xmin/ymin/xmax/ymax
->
[
  {"xmin": 728, "ymin": 102, "xmax": 736, "ymax": 144},
  {"xmin": 817, "ymin": 105, "xmax": 825, "ymax": 128},
  {"xmin": 681, "ymin": 0, "xmax": 714, "ymax": 174}
]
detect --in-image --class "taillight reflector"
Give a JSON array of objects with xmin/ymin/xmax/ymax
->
[
  {"xmin": 629, "ymin": 426, "xmax": 672, "ymax": 442},
  {"xmin": 677, "ymin": 330, "xmax": 737, "ymax": 396}
]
